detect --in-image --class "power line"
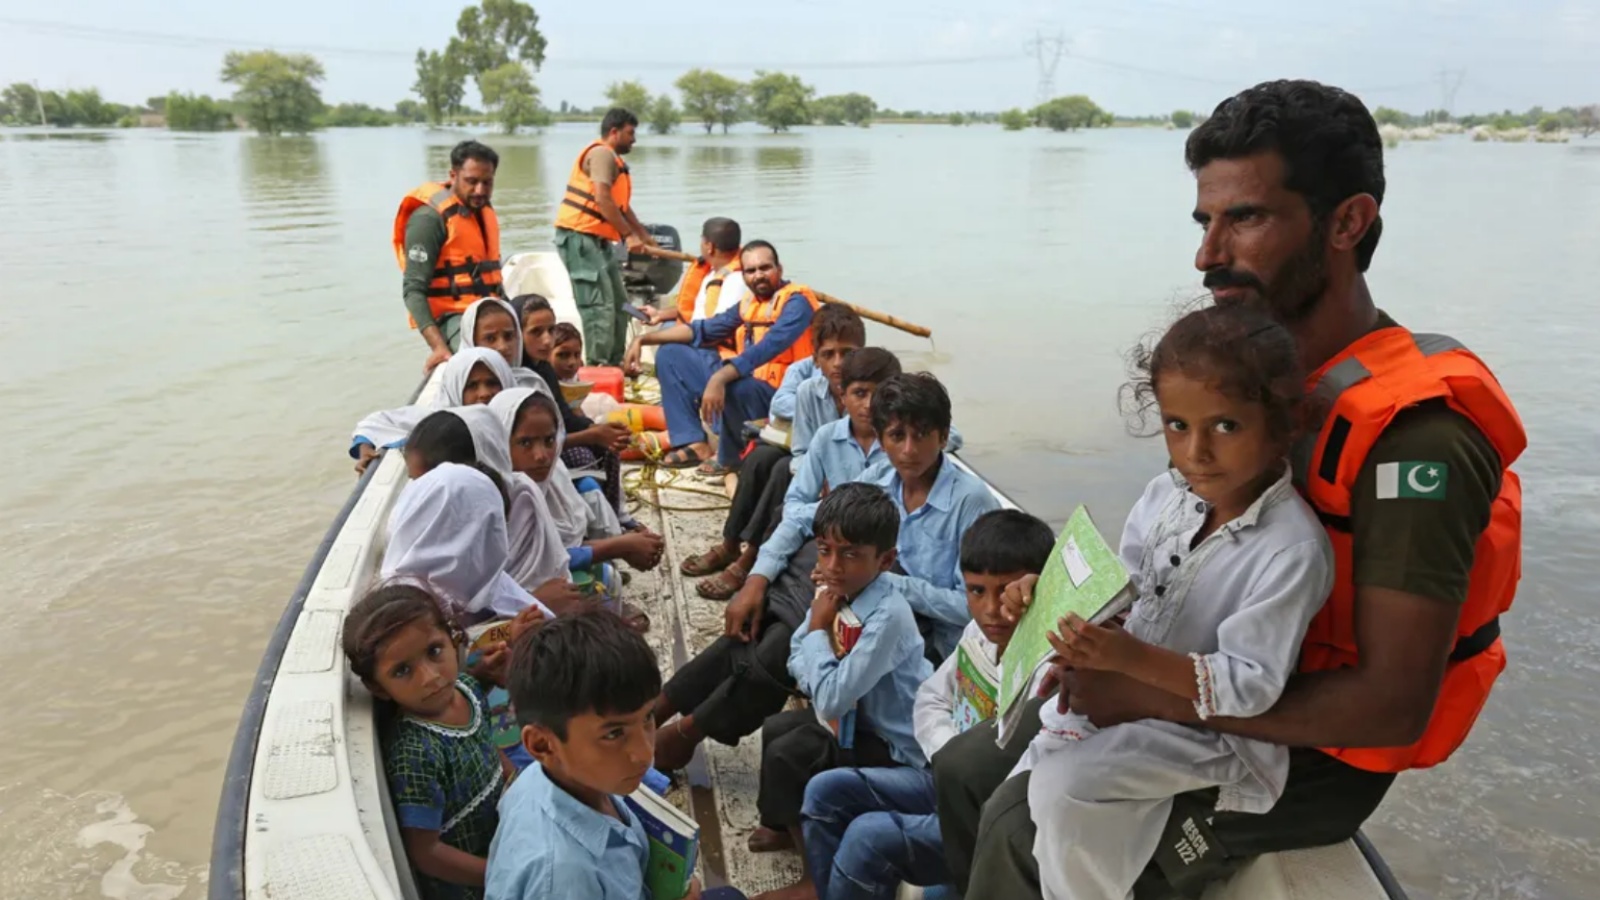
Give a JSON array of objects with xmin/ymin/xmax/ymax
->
[{"xmin": 1025, "ymin": 30, "xmax": 1068, "ymax": 105}]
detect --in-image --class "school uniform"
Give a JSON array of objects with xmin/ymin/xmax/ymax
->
[{"xmin": 756, "ymin": 575, "xmax": 932, "ymax": 829}]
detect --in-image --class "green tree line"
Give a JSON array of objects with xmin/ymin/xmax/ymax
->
[{"xmin": 1373, "ymin": 103, "xmax": 1599, "ymax": 136}]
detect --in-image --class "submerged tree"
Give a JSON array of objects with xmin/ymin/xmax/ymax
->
[
  {"xmin": 604, "ymin": 80, "xmax": 652, "ymax": 118},
  {"xmin": 647, "ymin": 95, "xmax": 681, "ymax": 134},
  {"xmin": 479, "ymin": 61, "xmax": 546, "ymax": 133},
  {"xmin": 813, "ymin": 92, "xmax": 876, "ymax": 126},
  {"xmin": 676, "ymin": 68, "xmax": 745, "ymax": 134},
  {"xmin": 998, "ymin": 107, "xmax": 1030, "ymax": 131},
  {"xmin": 1032, "ymin": 95, "xmax": 1111, "ymax": 131},
  {"xmin": 747, "ymin": 71, "xmax": 814, "ymax": 133},
  {"xmin": 221, "ymin": 50, "xmax": 325, "ymax": 135},
  {"xmin": 413, "ymin": 48, "xmax": 467, "ymax": 125},
  {"xmin": 449, "ymin": 0, "xmax": 547, "ymax": 98}
]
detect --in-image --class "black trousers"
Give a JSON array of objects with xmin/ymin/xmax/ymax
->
[
  {"xmin": 947, "ymin": 719, "xmax": 1398, "ymax": 900},
  {"xmin": 723, "ymin": 443, "xmax": 792, "ymax": 544},
  {"xmin": 660, "ymin": 616, "xmax": 796, "ymax": 745},
  {"xmin": 932, "ymin": 697, "xmax": 1045, "ymax": 893},
  {"xmin": 756, "ymin": 708, "xmax": 899, "ymax": 829}
]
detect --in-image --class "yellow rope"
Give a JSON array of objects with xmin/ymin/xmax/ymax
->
[{"xmin": 620, "ymin": 370, "xmax": 732, "ymax": 514}]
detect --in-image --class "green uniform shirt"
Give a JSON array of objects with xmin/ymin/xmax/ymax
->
[
  {"xmin": 1338, "ymin": 312, "xmax": 1503, "ymax": 606},
  {"xmin": 402, "ymin": 204, "xmax": 449, "ymax": 332}
]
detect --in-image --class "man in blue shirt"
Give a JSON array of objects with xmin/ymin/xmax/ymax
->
[{"xmin": 623, "ymin": 241, "xmax": 820, "ymax": 471}]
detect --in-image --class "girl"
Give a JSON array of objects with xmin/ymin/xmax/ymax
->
[
  {"xmin": 342, "ymin": 581, "xmax": 506, "ymax": 900},
  {"xmin": 350, "ymin": 348, "xmax": 514, "ymax": 473},
  {"xmin": 508, "ymin": 293, "xmax": 639, "ymax": 526},
  {"xmin": 457, "ymin": 296, "xmax": 545, "ymax": 391},
  {"xmin": 553, "ymin": 321, "xmax": 674, "ymax": 462},
  {"xmin": 381, "ymin": 462, "xmax": 552, "ymax": 622},
  {"xmin": 1016, "ymin": 304, "xmax": 1334, "ymax": 900},
  {"xmin": 490, "ymin": 385, "xmax": 665, "ymax": 625}
]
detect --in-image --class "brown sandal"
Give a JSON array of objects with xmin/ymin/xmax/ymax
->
[
  {"xmin": 695, "ymin": 561, "xmax": 748, "ymax": 601},
  {"xmin": 680, "ymin": 543, "xmax": 739, "ymax": 577},
  {"xmin": 620, "ymin": 601, "xmax": 651, "ymax": 634}
]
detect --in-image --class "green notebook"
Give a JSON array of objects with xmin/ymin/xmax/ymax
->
[
  {"xmin": 996, "ymin": 506, "xmax": 1136, "ymax": 746},
  {"xmin": 624, "ymin": 787, "xmax": 699, "ymax": 900}
]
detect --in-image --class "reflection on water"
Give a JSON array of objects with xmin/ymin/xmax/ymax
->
[{"xmin": 0, "ymin": 124, "xmax": 1596, "ymax": 900}]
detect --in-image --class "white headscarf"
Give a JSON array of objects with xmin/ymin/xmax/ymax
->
[
  {"xmin": 489, "ymin": 385, "xmax": 595, "ymax": 548},
  {"xmin": 449, "ymin": 406, "xmax": 571, "ymax": 591},
  {"xmin": 348, "ymin": 346, "xmax": 517, "ymax": 454},
  {"xmin": 380, "ymin": 463, "xmax": 551, "ymax": 620},
  {"xmin": 459, "ymin": 296, "xmax": 546, "ymax": 390}
]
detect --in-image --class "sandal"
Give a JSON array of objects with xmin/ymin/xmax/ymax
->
[
  {"xmin": 695, "ymin": 458, "xmax": 732, "ymax": 480},
  {"xmin": 620, "ymin": 601, "xmax": 651, "ymax": 634},
  {"xmin": 695, "ymin": 562, "xmax": 748, "ymax": 601},
  {"xmin": 657, "ymin": 445, "xmax": 709, "ymax": 469},
  {"xmin": 680, "ymin": 543, "xmax": 740, "ymax": 577}
]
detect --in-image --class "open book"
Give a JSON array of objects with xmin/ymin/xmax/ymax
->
[
  {"xmin": 952, "ymin": 632, "xmax": 1000, "ymax": 734},
  {"xmin": 624, "ymin": 787, "xmax": 700, "ymax": 900},
  {"xmin": 996, "ymin": 506, "xmax": 1136, "ymax": 747}
]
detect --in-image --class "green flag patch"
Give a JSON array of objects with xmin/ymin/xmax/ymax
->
[{"xmin": 1375, "ymin": 461, "xmax": 1449, "ymax": 500}]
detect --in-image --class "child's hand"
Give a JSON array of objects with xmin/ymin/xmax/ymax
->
[
  {"xmin": 510, "ymin": 605, "xmax": 547, "ymax": 642},
  {"xmin": 1048, "ymin": 614, "xmax": 1141, "ymax": 674},
  {"xmin": 808, "ymin": 586, "xmax": 843, "ymax": 634},
  {"xmin": 1000, "ymin": 574, "xmax": 1040, "ymax": 624},
  {"xmin": 684, "ymin": 877, "xmax": 703, "ymax": 900},
  {"xmin": 467, "ymin": 641, "xmax": 510, "ymax": 687}
]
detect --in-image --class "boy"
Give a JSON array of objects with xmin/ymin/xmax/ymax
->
[
  {"xmin": 749, "ymin": 484, "xmax": 933, "ymax": 872},
  {"xmin": 487, "ymin": 611, "xmax": 747, "ymax": 900},
  {"xmin": 652, "ymin": 348, "xmax": 902, "ymax": 771},
  {"xmin": 790, "ymin": 510, "xmax": 1056, "ymax": 900},
  {"xmin": 679, "ymin": 304, "xmax": 868, "ymax": 601},
  {"xmin": 744, "ymin": 373, "xmax": 1000, "ymax": 665}
]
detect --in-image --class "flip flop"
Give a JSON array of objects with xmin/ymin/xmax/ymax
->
[
  {"xmin": 620, "ymin": 601, "xmax": 651, "ymax": 635},
  {"xmin": 694, "ymin": 458, "xmax": 732, "ymax": 480},
  {"xmin": 695, "ymin": 562, "xmax": 748, "ymax": 601},
  {"xmin": 680, "ymin": 544, "xmax": 740, "ymax": 577},
  {"xmin": 657, "ymin": 445, "xmax": 709, "ymax": 469}
]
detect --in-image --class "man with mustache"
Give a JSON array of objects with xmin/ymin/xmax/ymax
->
[
  {"xmin": 936, "ymin": 80, "xmax": 1525, "ymax": 898},
  {"xmin": 623, "ymin": 241, "xmax": 822, "ymax": 473}
]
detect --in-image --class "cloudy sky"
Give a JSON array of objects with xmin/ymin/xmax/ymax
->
[{"xmin": 2, "ymin": 0, "xmax": 1596, "ymax": 116}]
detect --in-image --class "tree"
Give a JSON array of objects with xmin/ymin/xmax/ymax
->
[
  {"xmin": 1537, "ymin": 115, "xmax": 1562, "ymax": 134},
  {"xmin": 165, "ymin": 92, "xmax": 233, "ymax": 130},
  {"xmin": 1579, "ymin": 105, "xmax": 1599, "ymax": 138},
  {"xmin": 746, "ymin": 70, "xmax": 813, "ymax": 133},
  {"xmin": 478, "ymin": 62, "xmax": 544, "ymax": 133},
  {"xmin": 998, "ymin": 107, "xmax": 1030, "ymax": 131},
  {"xmin": 813, "ymin": 92, "xmax": 876, "ymax": 126},
  {"xmin": 1171, "ymin": 109, "xmax": 1195, "ymax": 128},
  {"xmin": 1032, "ymin": 95, "xmax": 1110, "ymax": 131},
  {"xmin": 413, "ymin": 48, "xmax": 467, "ymax": 125},
  {"xmin": 647, "ymin": 95, "xmax": 681, "ymax": 134},
  {"xmin": 948, "ymin": 112, "xmax": 968, "ymax": 126},
  {"xmin": 676, "ymin": 68, "xmax": 745, "ymax": 134},
  {"xmin": 394, "ymin": 99, "xmax": 426, "ymax": 122},
  {"xmin": 449, "ymin": 0, "xmax": 547, "ymax": 96},
  {"xmin": 321, "ymin": 103, "xmax": 397, "ymax": 127},
  {"xmin": 605, "ymin": 80, "xmax": 652, "ymax": 117},
  {"xmin": 221, "ymin": 50, "xmax": 325, "ymax": 135},
  {"xmin": 1372, "ymin": 106, "xmax": 1407, "ymax": 127}
]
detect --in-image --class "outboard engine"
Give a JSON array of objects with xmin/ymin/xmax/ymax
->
[{"xmin": 614, "ymin": 222, "xmax": 684, "ymax": 306}]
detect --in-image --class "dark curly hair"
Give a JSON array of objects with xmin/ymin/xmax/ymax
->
[
  {"xmin": 1122, "ymin": 305, "xmax": 1307, "ymax": 443},
  {"xmin": 1187, "ymin": 79, "xmax": 1385, "ymax": 272},
  {"xmin": 342, "ymin": 581, "xmax": 460, "ymax": 684}
]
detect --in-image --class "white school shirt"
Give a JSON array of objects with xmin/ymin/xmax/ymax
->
[
  {"xmin": 913, "ymin": 620, "xmax": 1052, "ymax": 762},
  {"xmin": 689, "ymin": 261, "xmax": 750, "ymax": 321},
  {"xmin": 1021, "ymin": 464, "xmax": 1333, "ymax": 814}
]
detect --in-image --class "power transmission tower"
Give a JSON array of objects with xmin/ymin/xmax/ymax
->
[
  {"xmin": 1025, "ymin": 30, "xmax": 1068, "ymax": 106},
  {"xmin": 1437, "ymin": 68, "xmax": 1465, "ymax": 119}
]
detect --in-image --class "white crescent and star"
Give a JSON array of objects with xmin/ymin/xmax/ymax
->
[{"xmin": 1407, "ymin": 465, "xmax": 1443, "ymax": 493}]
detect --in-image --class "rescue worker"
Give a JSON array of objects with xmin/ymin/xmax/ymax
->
[
  {"xmin": 938, "ymin": 79, "xmax": 1524, "ymax": 898},
  {"xmin": 622, "ymin": 241, "xmax": 819, "ymax": 473},
  {"xmin": 553, "ymin": 107, "xmax": 658, "ymax": 367},
  {"xmin": 643, "ymin": 216, "xmax": 748, "ymax": 327},
  {"xmin": 394, "ymin": 140, "xmax": 503, "ymax": 371}
]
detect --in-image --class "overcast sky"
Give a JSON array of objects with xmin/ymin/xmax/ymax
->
[{"xmin": 2, "ymin": 0, "xmax": 1596, "ymax": 116}]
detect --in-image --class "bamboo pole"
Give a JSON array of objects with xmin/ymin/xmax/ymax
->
[{"xmin": 638, "ymin": 246, "xmax": 933, "ymax": 339}]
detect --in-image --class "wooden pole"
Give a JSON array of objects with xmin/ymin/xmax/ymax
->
[{"xmin": 639, "ymin": 246, "xmax": 933, "ymax": 339}]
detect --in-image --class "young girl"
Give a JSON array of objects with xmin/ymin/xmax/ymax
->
[
  {"xmin": 342, "ymin": 581, "xmax": 507, "ymax": 900},
  {"xmin": 350, "ymin": 348, "xmax": 515, "ymax": 473},
  {"xmin": 553, "ymin": 321, "xmax": 674, "ymax": 461},
  {"xmin": 1016, "ymin": 304, "xmax": 1334, "ymax": 900},
  {"xmin": 490, "ymin": 385, "xmax": 665, "ymax": 626}
]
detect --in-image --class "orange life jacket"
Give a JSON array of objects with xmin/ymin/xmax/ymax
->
[
  {"xmin": 676, "ymin": 254, "xmax": 743, "ymax": 324},
  {"xmin": 1297, "ymin": 326, "xmax": 1525, "ymax": 773},
  {"xmin": 554, "ymin": 140, "xmax": 632, "ymax": 241},
  {"xmin": 723, "ymin": 283, "xmax": 821, "ymax": 389},
  {"xmin": 393, "ymin": 182, "xmax": 503, "ymax": 327}
]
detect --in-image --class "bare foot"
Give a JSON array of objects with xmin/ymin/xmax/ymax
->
[
  {"xmin": 746, "ymin": 825, "xmax": 795, "ymax": 853},
  {"xmin": 654, "ymin": 716, "xmax": 701, "ymax": 772},
  {"xmin": 750, "ymin": 880, "xmax": 816, "ymax": 900}
]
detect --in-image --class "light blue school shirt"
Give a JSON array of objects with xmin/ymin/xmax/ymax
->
[
  {"xmin": 790, "ymin": 374, "xmax": 842, "ymax": 463},
  {"xmin": 789, "ymin": 574, "xmax": 934, "ymax": 767},
  {"xmin": 783, "ymin": 416, "xmax": 884, "ymax": 524},
  {"xmin": 768, "ymin": 357, "xmax": 817, "ymax": 421},
  {"xmin": 485, "ymin": 762, "xmax": 650, "ymax": 900},
  {"xmin": 754, "ymin": 453, "xmax": 1001, "ymax": 659}
]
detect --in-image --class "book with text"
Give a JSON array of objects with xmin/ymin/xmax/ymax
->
[
  {"xmin": 814, "ymin": 604, "xmax": 863, "ymax": 748},
  {"xmin": 995, "ymin": 506, "xmax": 1136, "ymax": 747},
  {"xmin": 624, "ymin": 787, "xmax": 700, "ymax": 900},
  {"xmin": 952, "ymin": 633, "xmax": 1000, "ymax": 734}
]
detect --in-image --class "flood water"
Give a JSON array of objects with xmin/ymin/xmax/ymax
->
[{"xmin": 0, "ymin": 121, "xmax": 1596, "ymax": 899}]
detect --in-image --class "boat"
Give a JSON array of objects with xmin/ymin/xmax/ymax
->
[{"xmin": 207, "ymin": 248, "xmax": 1410, "ymax": 900}]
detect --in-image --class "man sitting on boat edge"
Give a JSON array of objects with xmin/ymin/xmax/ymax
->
[{"xmin": 623, "ymin": 240, "xmax": 821, "ymax": 473}]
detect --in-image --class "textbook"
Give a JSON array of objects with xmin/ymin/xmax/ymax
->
[
  {"xmin": 995, "ymin": 506, "xmax": 1136, "ymax": 747},
  {"xmin": 625, "ymin": 787, "xmax": 700, "ymax": 900},
  {"xmin": 951, "ymin": 633, "xmax": 1000, "ymax": 735},
  {"xmin": 814, "ymin": 603, "xmax": 863, "ymax": 748},
  {"xmin": 756, "ymin": 417, "xmax": 793, "ymax": 449}
]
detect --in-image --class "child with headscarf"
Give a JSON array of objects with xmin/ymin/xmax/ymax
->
[{"xmin": 350, "ymin": 348, "xmax": 515, "ymax": 474}]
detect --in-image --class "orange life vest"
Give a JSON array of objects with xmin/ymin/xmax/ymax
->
[
  {"xmin": 1297, "ymin": 326, "xmax": 1525, "ymax": 773},
  {"xmin": 392, "ymin": 182, "xmax": 503, "ymax": 327},
  {"xmin": 722, "ymin": 283, "xmax": 821, "ymax": 389},
  {"xmin": 554, "ymin": 140, "xmax": 632, "ymax": 241},
  {"xmin": 676, "ymin": 254, "xmax": 743, "ymax": 324}
]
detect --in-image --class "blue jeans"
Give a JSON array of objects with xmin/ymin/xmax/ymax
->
[
  {"xmin": 801, "ymin": 767, "xmax": 956, "ymax": 900},
  {"xmin": 654, "ymin": 344, "xmax": 776, "ymax": 467}
]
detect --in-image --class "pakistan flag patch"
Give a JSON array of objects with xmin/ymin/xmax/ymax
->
[{"xmin": 1375, "ymin": 461, "xmax": 1448, "ymax": 500}]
